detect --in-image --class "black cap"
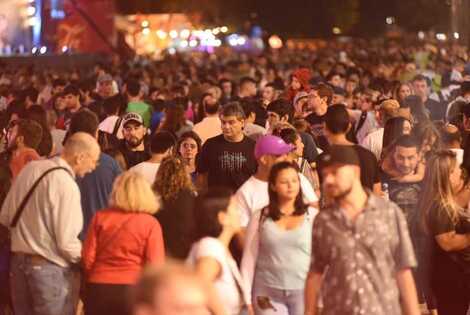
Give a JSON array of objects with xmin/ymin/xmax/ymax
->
[{"xmin": 318, "ymin": 145, "xmax": 360, "ymax": 167}]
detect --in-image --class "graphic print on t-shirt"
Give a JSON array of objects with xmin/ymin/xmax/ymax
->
[{"xmin": 219, "ymin": 151, "xmax": 248, "ymax": 173}]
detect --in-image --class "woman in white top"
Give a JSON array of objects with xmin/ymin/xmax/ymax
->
[
  {"xmin": 241, "ymin": 161, "xmax": 318, "ymax": 315},
  {"xmin": 187, "ymin": 188, "xmax": 250, "ymax": 315}
]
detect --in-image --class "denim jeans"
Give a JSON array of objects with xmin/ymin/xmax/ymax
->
[
  {"xmin": 9, "ymin": 253, "xmax": 80, "ymax": 315},
  {"xmin": 252, "ymin": 283, "xmax": 304, "ymax": 315}
]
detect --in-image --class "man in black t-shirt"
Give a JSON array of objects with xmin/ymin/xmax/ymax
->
[
  {"xmin": 412, "ymin": 74, "xmax": 444, "ymax": 121},
  {"xmin": 119, "ymin": 112, "xmax": 150, "ymax": 168},
  {"xmin": 196, "ymin": 103, "xmax": 257, "ymax": 191},
  {"xmin": 316, "ymin": 104, "xmax": 381, "ymax": 193},
  {"xmin": 305, "ymin": 83, "xmax": 334, "ymax": 151}
]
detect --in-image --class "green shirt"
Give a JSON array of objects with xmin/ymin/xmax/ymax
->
[{"xmin": 126, "ymin": 101, "xmax": 152, "ymax": 127}]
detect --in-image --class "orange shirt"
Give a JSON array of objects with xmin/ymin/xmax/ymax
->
[
  {"xmin": 9, "ymin": 147, "xmax": 41, "ymax": 180},
  {"xmin": 82, "ymin": 209, "xmax": 165, "ymax": 284}
]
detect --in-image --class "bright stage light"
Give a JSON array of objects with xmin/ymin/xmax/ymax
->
[
  {"xmin": 180, "ymin": 40, "xmax": 188, "ymax": 48},
  {"xmin": 332, "ymin": 27, "xmax": 341, "ymax": 35},
  {"xmin": 169, "ymin": 30, "xmax": 178, "ymax": 39},
  {"xmin": 268, "ymin": 35, "xmax": 283, "ymax": 49},
  {"xmin": 236, "ymin": 37, "xmax": 246, "ymax": 45},
  {"xmin": 156, "ymin": 30, "xmax": 167, "ymax": 39},
  {"xmin": 436, "ymin": 33, "xmax": 447, "ymax": 41},
  {"xmin": 180, "ymin": 29, "xmax": 190, "ymax": 39}
]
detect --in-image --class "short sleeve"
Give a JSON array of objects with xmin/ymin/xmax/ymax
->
[
  {"xmin": 309, "ymin": 214, "xmax": 329, "ymax": 273},
  {"xmin": 428, "ymin": 205, "xmax": 455, "ymax": 236},
  {"xmin": 300, "ymin": 132, "xmax": 318, "ymax": 162},
  {"xmin": 196, "ymin": 142, "xmax": 210, "ymax": 173},
  {"xmin": 194, "ymin": 237, "xmax": 226, "ymax": 267},
  {"xmin": 234, "ymin": 188, "xmax": 251, "ymax": 228},
  {"xmin": 392, "ymin": 204, "xmax": 417, "ymax": 270}
]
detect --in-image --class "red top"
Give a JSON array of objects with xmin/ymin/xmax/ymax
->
[
  {"xmin": 82, "ymin": 209, "xmax": 165, "ymax": 284},
  {"xmin": 9, "ymin": 148, "xmax": 40, "ymax": 180}
]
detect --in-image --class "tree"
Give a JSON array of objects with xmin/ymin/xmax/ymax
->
[{"xmin": 395, "ymin": 0, "xmax": 450, "ymax": 32}]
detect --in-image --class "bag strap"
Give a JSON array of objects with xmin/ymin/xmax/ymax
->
[
  {"xmin": 95, "ymin": 215, "xmax": 136, "ymax": 258},
  {"xmin": 354, "ymin": 111, "xmax": 368, "ymax": 136},
  {"xmin": 112, "ymin": 116, "xmax": 123, "ymax": 137},
  {"xmin": 10, "ymin": 167, "xmax": 71, "ymax": 228}
]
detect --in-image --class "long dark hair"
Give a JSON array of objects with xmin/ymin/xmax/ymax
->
[
  {"xmin": 382, "ymin": 117, "xmax": 410, "ymax": 158},
  {"xmin": 266, "ymin": 161, "xmax": 308, "ymax": 221},
  {"xmin": 160, "ymin": 104, "xmax": 186, "ymax": 135},
  {"xmin": 193, "ymin": 187, "xmax": 233, "ymax": 240}
]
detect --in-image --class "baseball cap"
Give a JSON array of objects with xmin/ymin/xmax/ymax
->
[
  {"xmin": 122, "ymin": 112, "xmax": 144, "ymax": 127},
  {"xmin": 254, "ymin": 135, "xmax": 295, "ymax": 159},
  {"xmin": 318, "ymin": 145, "xmax": 360, "ymax": 168},
  {"xmin": 97, "ymin": 74, "xmax": 113, "ymax": 83}
]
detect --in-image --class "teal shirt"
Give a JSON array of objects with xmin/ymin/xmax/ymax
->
[
  {"xmin": 127, "ymin": 101, "xmax": 152, "ymax": 127},
  {"xmin": 255, "ymin": 212, "xmax": 313, "ymax": 290}
]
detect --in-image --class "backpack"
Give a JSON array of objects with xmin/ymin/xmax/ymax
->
[{"xmin": 98, "ymin": 116, "xmax": 122, "ymax": 151}]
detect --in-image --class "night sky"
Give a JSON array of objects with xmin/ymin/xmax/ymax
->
[{"xmin": 116, "ymin": 0, "xmax": 450, "ymax": 38}]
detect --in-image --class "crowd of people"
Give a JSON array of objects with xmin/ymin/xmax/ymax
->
[{"xmin": 0, "ymin": 37, "xmax": 470, "ymax": 315}]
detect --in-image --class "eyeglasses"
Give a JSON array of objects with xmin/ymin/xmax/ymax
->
[{"xmin": 181, "ymin": 143, "xmax": 197, "ymax": 150}]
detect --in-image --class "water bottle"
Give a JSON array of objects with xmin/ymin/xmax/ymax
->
[{"xmin": 382, "ymin": 183, "xmax": 389, "ymax": 201}]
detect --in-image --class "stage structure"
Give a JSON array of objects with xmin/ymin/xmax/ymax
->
[{"xmin": 0, "ymin": 0, "xmax": 116, "ymax": 55}]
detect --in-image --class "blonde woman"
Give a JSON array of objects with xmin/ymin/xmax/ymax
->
[
  {"xmin": 418, "ymin": 150, "xmax": 470, "ymax": 315},
  {"xmin": 82, "ymin": 171, "xmax": 165, "ymax": 315}
]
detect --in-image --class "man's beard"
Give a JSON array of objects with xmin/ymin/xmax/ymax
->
[
  {"xmin": 332, "ymin": 185, "xmax": 353, "ymax": 203},
  {"xmin": 126, "ymin": 136, "xmax": 144, "ymax": 148},
  {"xmin": 324, "ymin": 184, "xmax": 353, "ymax": 203}
]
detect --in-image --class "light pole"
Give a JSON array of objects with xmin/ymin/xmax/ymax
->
[{"xmin": 450, "ymin": 0, "xmax": 469, "ymax": 46}]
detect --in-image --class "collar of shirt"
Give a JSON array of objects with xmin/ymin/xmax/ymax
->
[
  {"xmin": 332, "ymin": 190, "xmax": 380, "ymax": 226},
  {"xmin": 51, "ymin": 156, "xmax": 76, "ymax": 179}
]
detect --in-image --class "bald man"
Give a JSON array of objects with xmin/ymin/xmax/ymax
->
[{"xmin": 0, "ymin": 132, "xmax": 100, "ymax": 315}]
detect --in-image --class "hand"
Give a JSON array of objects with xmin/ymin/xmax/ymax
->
[{"xmin": 247, "ymin": 305, "xmax": 255, "ymax": 315}]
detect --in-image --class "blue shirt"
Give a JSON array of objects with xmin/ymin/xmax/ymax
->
[{"xmin": 76, "ymin": 153, "xmax": 122, "ymax": 239}]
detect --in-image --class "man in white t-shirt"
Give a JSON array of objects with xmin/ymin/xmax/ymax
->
[
  {"xmin": 129, "ymin": 131, "xmax": 175, "ymax": 184},
  {"xmin": 235, "ymin": 135, "xmax": 318, "ymax": 228},
  {"xmin": 360, "ymin": 99, "xmax": 400, "ymax": 160}
]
